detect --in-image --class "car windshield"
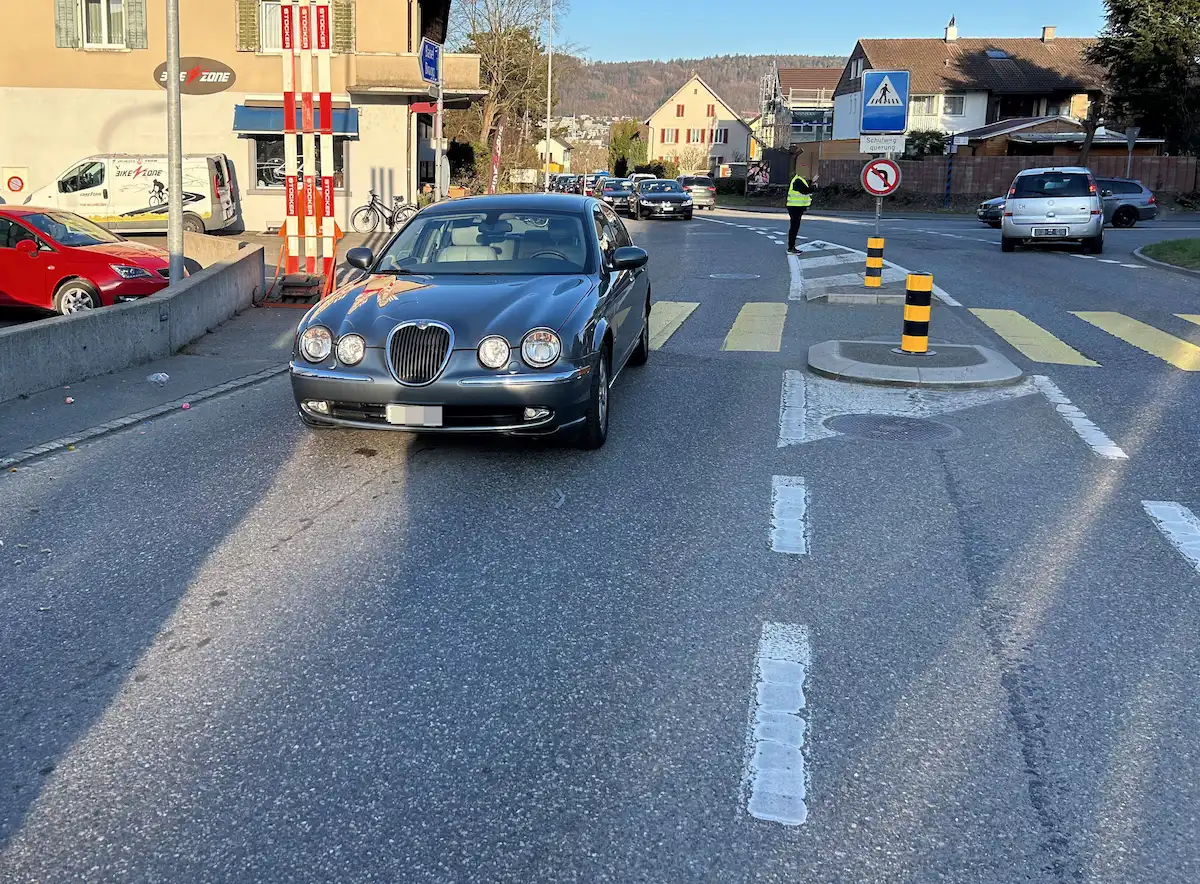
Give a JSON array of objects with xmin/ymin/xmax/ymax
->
[
  {"xmin": 1012, "ymin": 173, "xmax": 1092, "ymax": 199},
  {"xmin": 642, "ymin": 181, "xmax": 683, "ymax": 193},
  {"xmin": 22, "ymin": 211, "xmax": 121, "ymax": 246},
  {"xmin": 604, "ymin": 180, "xmax": 630, "ymax": 191},
  {"xmin": 373, "ymin": 210, "xmax": 593, "ymax": 276}
]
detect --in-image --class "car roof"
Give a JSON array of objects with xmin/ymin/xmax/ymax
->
[
  {"xmin": 1014, "ymin": 166, "xmax": 1092, "ymax": 176},
  {"xmin": 0, "ymin": 205, "xmax": 56, "ymax": 216},
  {"xmin": 420, "ymin": 193, "xmax": 595, "ymax": 215}
]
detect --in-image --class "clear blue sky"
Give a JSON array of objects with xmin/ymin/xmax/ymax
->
[{"xmin": 560, "ymin": 1, "xmax": 1107, "ymax": 62}]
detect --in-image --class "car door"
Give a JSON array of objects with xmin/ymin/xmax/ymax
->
[
  {"xmin": 594, "ymin": 204, "xmax": 638, "ymax": 367},
  {"xmin": 0, "ymin": 216, "xmax": 50, "ymax": 308},
  {"xmin": 56, "ymin": 159, "xmax": 111, "ymax": 227},
  {"xmin": 1098, "ymin": 179, "xmax": 1121, "ymax": 223},
  {"xmin": 608, "ymin": 207, "xmax": 648, "ymax": 328}
]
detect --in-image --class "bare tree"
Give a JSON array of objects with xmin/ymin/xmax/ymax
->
[{"xmin": 674, "ymin": 145, "xmax": 710, "ymax": 174}]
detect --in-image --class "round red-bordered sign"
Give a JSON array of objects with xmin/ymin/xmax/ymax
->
[
  {"xmin": 861, "ymin": 159, "xmax": 901, "ymax": 197},
  {"xmin": 6, "ymin": 176, "xmax": 24, "ymax": 193}
]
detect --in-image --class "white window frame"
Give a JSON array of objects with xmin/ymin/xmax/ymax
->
[
  {"xmin": 713, "ymin": 128, "xmax": 729, "ymax": 145},
  {"xmin": 943, "ymin": 95, "xmax": 966, "ymax": 116},
  {"xmin": 689, "ymin": 128, "xmax": 705, "ymax": 143},
  {"xmin": 909, "ymin": 95, "xmax": 936, "ymax": 116},
  {"xmin": 81, "ymin": 0, "xmax": 127, "ymax": 50},
  {"xmin": 663, "ymin": 129, "xmax": 678, "ymax": 145},
  {"xmin": 850, "ymin": 58, "xmax": 864, "ymax": 78},
  {"xmin": 258, "ymin": 0, "xmax": 284, "ymax": 53}
]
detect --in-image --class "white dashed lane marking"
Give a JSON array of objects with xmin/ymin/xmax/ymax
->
[
  {"xmin": 769, "ymin": 476, "xmax": 809, "ymax": 555},
  {"xmin": 1142, "ymin": 502, "xmax": 1200, "ymax": 575},
  {"xmin": 1031, "ymin": 375, "xmax": 1128, "ymax": 459},
  {"xmin": 743, "ymin": 622, "xmax": 811, "ymax": 826}
]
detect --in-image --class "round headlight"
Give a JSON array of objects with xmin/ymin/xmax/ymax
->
[
  {"xmin": 336, "ymin": 334, "xmax": 366, "ymax": 366},
  {"xmin": 521, "ymin": 329, "xmax": 561, "ymax": 368},
  {"xmin": 477, "ymin": 335, "xmax": 510, "ymax": 369},
  {"xmin": 300, "ymin": 326, "xmax": 333, "ymax": 362}
]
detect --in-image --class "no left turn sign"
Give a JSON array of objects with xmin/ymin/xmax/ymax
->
[
  {"xmin": 861, "ymin": 158, "xmax": 901, "ymax": 197},
  {"xmin": 5, "ymin": 176, "xmax": 24, "ymax": 193}
]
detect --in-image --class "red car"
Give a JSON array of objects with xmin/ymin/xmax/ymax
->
[{"xmin": 0, "ymin": 206, "xmax": 171, "ymax": 315}]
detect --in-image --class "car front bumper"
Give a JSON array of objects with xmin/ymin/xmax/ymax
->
[
  {"xmin": 290, "ymin": 350, "xmax": 594, "ymax": 435},
  {"xmin": 641, "ymin": 202, "xmax": 692, "ymax": 216},
  {"xmin": 1002, "ymin": 216, "xmax": 1103, "ymax": 241}
]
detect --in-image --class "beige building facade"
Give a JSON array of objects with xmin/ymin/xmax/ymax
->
[
  {"xmin": 0, "ymin": 0, "xmax": 481, "ymax": 231},
  {"xmin": 643, "ymin": 75, "xmax": 756, "ymax": 173}
]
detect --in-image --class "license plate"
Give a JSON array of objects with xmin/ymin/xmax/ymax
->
[
  {"xmin": 1033, "ymin": 227, "xmax": 1069, "ymax": 237},
  {"xmin": 385, "ymin": 404, "xmax": 443, "ymax": 427},
  {"xmin": 662, "ymin": 205, "xmax": 674, "ymax": 212}
]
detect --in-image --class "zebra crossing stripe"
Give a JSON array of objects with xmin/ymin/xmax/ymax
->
[
  {"xmin": 1072, "ymin": 312, "xmax": 1200, "ymax": 371},
  {"xmin": 970, "ymin": 309, "xmax": 1099, "ymax": 366},
  {"xmin": 648, "ymin": 301, "xmax": 699, "ymax": 350}
]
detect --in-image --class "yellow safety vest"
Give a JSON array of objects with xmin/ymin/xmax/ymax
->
[{"xmin": 787, "ymin": 176, "xmax": 813, "ymax": 208}]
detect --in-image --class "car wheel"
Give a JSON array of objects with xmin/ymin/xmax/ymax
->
[
  {"xmin": 1112, "ymin": 207, "xmax": 1138, "ymax": 229},
  {"xmin": 1001, "ymin": 236, "xmax": 1016, "ymax": 253},
  {"xmin": 684, "ymin": 212, "xmax": 693, "ymax": 220},
  {"xmin": 628, "ymin": 297, "xmax": 650, "ymax": 367},
  {"xmin": 574, "ymin": 348, "xmax": 610, "ymax": 450},
  {"xmin": 54, "ymin": 279, "xmax": 99, "ymax": 314},
  {"xmin": 182, "ymin": 213, "xmax": 205, "ymax": 234},
  {"xmin": 1085, "ymin": 234, "xmax": 1104, "ymax": 255},
  {"xmin": 989, "ymin": 221, "xmax": 1002, "ymax": 229}
]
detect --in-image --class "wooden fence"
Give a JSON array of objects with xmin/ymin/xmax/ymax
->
[{"xmin": 818, "ymin": 155, "xmax": 1198, "ymax": 197}]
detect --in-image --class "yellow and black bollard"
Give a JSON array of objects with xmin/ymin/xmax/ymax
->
[
  {"xmin": 900, "ymin": 272, "xmax": 934, "ymax": 354},
  {"xmin": 864, "ymin": 237, "xmax": 884, "ymax": 288}
]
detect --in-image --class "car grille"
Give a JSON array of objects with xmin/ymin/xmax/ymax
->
[
  {"xmin": 388, "ymin": 322, "xmax": 452, "ymax": 385},
  {"xmin": 157, "ymin": 268, "xmax": 170, "ymax": 279}
]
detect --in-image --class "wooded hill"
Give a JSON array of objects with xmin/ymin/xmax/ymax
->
[{"xmin": 553, "ymin": 54, "xmax": 846, "ymax": 118}]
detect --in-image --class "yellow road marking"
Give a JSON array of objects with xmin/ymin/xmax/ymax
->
[
  {"xmin": 1176, "ymin": 314, "xmax": 1200, "ymax": 329},
  {"xmin": 970, "ymin": 309, "xmax": 1099, "ymax": 366},
  {"xmin": 648, "ymin": 301, "xmax": 698, "ymax": 350},
  {"xmin": 722, "ymin": 302, "xmax": 788, "ymax": 352},
  {"xmin": 1072, "ymin": 311, "xmax": 1200, "ymax": 371}
]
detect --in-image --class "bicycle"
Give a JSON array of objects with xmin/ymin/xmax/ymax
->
[{"xmin": 351, "ymin": 190, "xmax": 418, "ymax": 233}]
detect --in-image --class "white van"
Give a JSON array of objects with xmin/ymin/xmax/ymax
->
[{"xmin": 25, "ymin": 154, "xmax": 237, "ymax": 234}]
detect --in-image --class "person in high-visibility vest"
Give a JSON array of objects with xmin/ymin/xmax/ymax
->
[{"xmin": 786, "ymin": 173, "xmax": 814, "ymax": 254}]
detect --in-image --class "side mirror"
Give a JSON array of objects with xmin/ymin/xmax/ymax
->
[
  {"xmin": 346, "ymin": 247, "xmax": 374, "ymax": 271},
  {"xmin": 16, "ymin": 239, "xmax": 38, "ymax": 256},
  {"xmin": 611, "ymin": 246, "xmax": 648, "ymax": 271},
  {"xmin": 58, "ymin": 180, "xmax": 68, "ymax": 194}
]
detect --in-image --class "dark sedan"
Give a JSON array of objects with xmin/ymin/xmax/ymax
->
[
  {"xmin": 290, "ymin": 194, "xmax": 651, "ymax": 449},
  {"xmin": 977, "ymin": 196, "xmax": 1004, "ymax": 228},
  {"xmin": 599, "ymin": 178, "xmax": 634, "ymax": 215},
  {"xmin": 630, "ymin": 179, "xmax": 693, "ymax": 220}
]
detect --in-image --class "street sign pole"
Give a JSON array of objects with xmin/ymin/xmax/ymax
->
[
  {"xmin": 165, "ymin": 0, "xmax": 184, "ymax": 283},
  {"xmin": 544, "ymin": 0, "xmax": 553, "ymax": 191},
  {"xmin": 421, "ymin": 38, "xmax": 445, "ymax": 203},
  {"xmin": 1125, "ymin": 126, "xmax": 1140, "ymax": 179},
  {"xmin": 435, "ymin": 80, "xmax": 444, "ymax": 203}
]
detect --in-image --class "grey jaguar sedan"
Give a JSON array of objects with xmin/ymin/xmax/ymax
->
[{"xmin": 290, "ymin": 194, "xmax": 651, "ymax": 449}]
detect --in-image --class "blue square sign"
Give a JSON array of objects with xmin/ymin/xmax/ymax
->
[
  {"xmin": 420, "ymin": 37, "xmax": 442, "ymax": 86},
  {"xmin": 860, "ymin": 70, "xmax": 910, "ymax": 134}
]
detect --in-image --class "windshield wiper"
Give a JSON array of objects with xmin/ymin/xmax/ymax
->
[{"xmin": 375, "ymin": 267, "xmax": 421, "ymax": 275}]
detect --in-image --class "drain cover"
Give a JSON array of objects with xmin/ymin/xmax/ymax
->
[
  {"xmin": 824, "ymin": 414, "xmax": 960, "ymax": 444},
  {"xmin": 710, "ymin": 273, "xmax": 760, "ymax": 279}
]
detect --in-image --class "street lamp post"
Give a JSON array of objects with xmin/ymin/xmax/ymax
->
[
  {"xmin": 165, "ymin": 0, "xmax": 184, "ymax": 282},
  {"xmin": 544, "ymin": 1, "xmax": 553, "ymax": 191}
]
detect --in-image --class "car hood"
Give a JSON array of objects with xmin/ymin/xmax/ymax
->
[
  {"xmin": 639, "ymin": 193, "xmax": 689, "ymax": 202},
  {"xmin": 78, "ymin": 241, "xmax": 170, "ymax": 265},
  {"xmin": 982, "ymin": 197, "xmax": 1006, "ymax": 207},
  {"xmin": 304, "ymin": 273, "xmax": 595, "ymax": 346}
]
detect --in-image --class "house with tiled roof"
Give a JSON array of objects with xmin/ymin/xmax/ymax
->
[
  {"xmin": 769, "ymin": 67, "xmax": 842, "ymax": 147},
  {"xmin": 643, "ymin": 74, "xmax": 758, "ymax": 171},
  {"xmin": 830, "ymin": 20, "xmax": 1105, "ymax": 140}
]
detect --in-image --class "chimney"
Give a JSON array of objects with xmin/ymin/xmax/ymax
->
[
  {"xmin": 944, "ymin": 15, "xmax": 958, "ymax": 43},
  {"xmin": 1041, "ymin": 26, "xmax": 1056, "ymax": 42}
]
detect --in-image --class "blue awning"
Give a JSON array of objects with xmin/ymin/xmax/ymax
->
[{"xmin": 232, "ymin": 105, "xmax": 359, "ymax": 136}]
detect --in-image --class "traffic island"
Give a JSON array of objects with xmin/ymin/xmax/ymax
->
[{"xmin": 807, "ymin": 340, "xmax": 1024, "ymax": 388}]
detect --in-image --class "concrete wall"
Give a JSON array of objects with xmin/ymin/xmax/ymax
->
[{"xmin": 0, "ymin": 245, "xmax": 265, "ymax": 403}]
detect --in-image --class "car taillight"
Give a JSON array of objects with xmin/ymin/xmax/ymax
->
[
  {"xmin": 1004, "ymin": 211, "xmax": 1013, "ymax": 217},
  {"xmin": 1091, "ymin": 209, "xmax": 1101, "ymax": 215},
  {"xmin": 1149, "ymin": 195, "xmax": 1156, "ymax": 204}
]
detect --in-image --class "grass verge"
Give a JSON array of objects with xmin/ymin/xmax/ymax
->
[{"xmin": 1142, "ymin": 239, "xmax": 1200, "ymax": 271}]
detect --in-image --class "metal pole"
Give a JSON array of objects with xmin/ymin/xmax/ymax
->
[
  {"xmin": 875, "ymin": 196, "xmax": 882, "ymax": 238},
  {"xmin": 434, "ymin": 78, "xmax": 444, "ymax": 202},
  {"xmin": 1126, "ymin": 144, "xmax": 1133, "ymax": 179},
  {"xmin": 165, "ymin": 0, "xmax": 184, "ymax": 282},
  {"xmin": 544, "ymin": 0, "xmax": 553, "ymax": 190}
]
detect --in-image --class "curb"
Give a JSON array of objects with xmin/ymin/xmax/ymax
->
[
  {"xmin": 1, "ymin": 364, "xmax": 289, "ymax": 471},
  {"xmin": 1132, "ymin": 246, "xmax": 1200, "ymax": 278},
  {"xmin": 808, "ymin": 340, "xmax": 1024, "ymax": 389}
]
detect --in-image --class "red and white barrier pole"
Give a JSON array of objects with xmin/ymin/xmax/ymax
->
[
  {"xmin": 298, "ymin": 1, "xmax": 317, "ymax": 275},
  {"xmin": 315, "ymin": 0, "xmax": 335, "ymax": 285},
  {"xmin": 281, "ymin": 0, "xmax": 300, "ymax": 274}
]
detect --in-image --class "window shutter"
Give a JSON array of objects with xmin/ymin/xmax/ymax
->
[
  {"xmin": 333, "ymin": 0, "xmax": 355, "ymax": 53},
  {"xmin": 54, "ymin": 0, "xmax": 79, "ymax": 48},
  {"xmin": 125, "ymin": 0, "xmax": 148, "ymax": 49},
  {"xmin": 235, "ymin": 0, "xmax": 259, "ymax": 52},
  {"xmin": 659, "ymin": 129, "xmax": 664, "ymax": 143},
  {"xmin": 686, "ymin": 130, "xmax": 691, "ymax": 143}
]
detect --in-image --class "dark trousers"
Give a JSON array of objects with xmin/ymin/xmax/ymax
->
[{"xmin": 787, "ymin": 206, "xmax": 807, "ymax": 250}]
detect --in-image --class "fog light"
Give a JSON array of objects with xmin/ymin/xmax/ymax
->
[
  {"xmin": 305, "ymin": 400, "xmax": 331, "ymax": 414},
  {"xmin": 524, "ymin": 407, "xmax": 550, "ymax": 420}
]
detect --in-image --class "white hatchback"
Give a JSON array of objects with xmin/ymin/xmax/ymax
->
[{"xmin": 1001, "ymin": 167, "xmax": 1104, "ymax": 254}]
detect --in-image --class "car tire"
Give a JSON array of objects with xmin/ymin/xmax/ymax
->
[
  {"xmin": 182, "ymin": 213, "xmax": 205, "ymax": 234},
  {"xmin": 684, "ymin": 212, "xmax": 693, "ymax": 220},
  {"xmin": 1085, "ymin": 234, "xmax": 1104, "ymax": 255},
  {"xmin": 1001, "ymin": 236, "xmax": 1016, "ymax": 253},
  {"xmin": 53, "ymin": 279, "xmax": 100, "ymax": 314},
  {"xmin": 628, "ymin": 297, "xmax": 650, "ymax": 367},
  {"xmin": 1112, "ymin": 207, "xmax": 1138, "ymax": 228},
  {"xmin": 574, "ymin": 348, "xmax": 610, "ymax": 450},
  {"xmin": 988, "ymin": 221, "xmax": 1002, "ymax": 229}
]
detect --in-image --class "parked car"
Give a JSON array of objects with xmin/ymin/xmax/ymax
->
[
  {"xmin": 1097, "ymin": 177, "xmax": 1157, "ymax": 228},
  {"xmin": 290, "ymin": 193, "xmax": 651, "ymax": 449},
  {"xmin": 677, "ymin": 175, "xmax": 717, "ymax": 210},
  {"xmin": 629, "ymin": 173, "xmax": 656, "ymax": 187},
  {"xmin": 599, "ymin": 178, "xmax": 634, "ymax": 215},
  {"xmin": 977, "ymin": 196, "xmax": 1005, "ymax": 227},
  {"xmin": 1001, "ymin": 167, "xmax": 1103, "ymax": 254},
  {"xmin": 630, "ymin": 179, "xmax": 693, "ymax": 220},
  {"xmin": 23, "ymin": 153, "xmax": 237, "ymax": 234},
  {"xmin": 0, "ymin": 206, "xmax": 171, "ymax": 314}
]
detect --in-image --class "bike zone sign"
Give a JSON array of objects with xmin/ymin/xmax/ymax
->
[{"xmin": 153, "ymin": 57, "xmax": 237, "ymax": 95}]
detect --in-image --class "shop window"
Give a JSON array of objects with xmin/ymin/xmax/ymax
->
[{"xmin": 252, "ymin": 135, "xmax": 347, "ymax": 189}]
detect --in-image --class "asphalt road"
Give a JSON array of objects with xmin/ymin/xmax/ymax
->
[{"xmin": 2, "ymin": 209, "xmax": 1199, "ymax": 882}]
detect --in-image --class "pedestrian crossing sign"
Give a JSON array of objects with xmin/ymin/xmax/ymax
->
[{"xmin": 861, "ymin": 70, "xmax": 910, "ymax": 134}]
